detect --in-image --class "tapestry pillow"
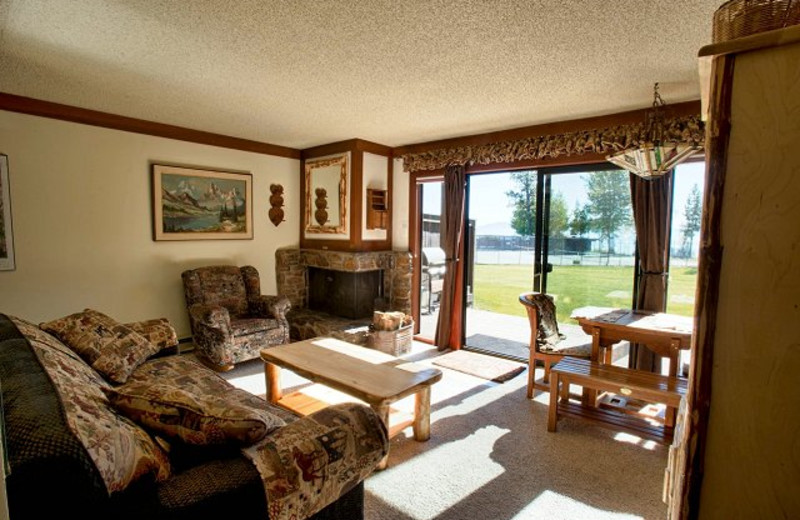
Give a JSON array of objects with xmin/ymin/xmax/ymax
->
[
  {"xmin": 40, "ymin": 309, "xmax": 160, "ymax": 384},
  {"xmin": 124, "ymin": 318, "xmax": 179, "ymax": 350},
  {"xmin": 104, "ymin": 381, "xmax": 285, "ymax": 446}
]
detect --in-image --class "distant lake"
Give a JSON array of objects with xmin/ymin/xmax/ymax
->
[{"xmin": 164, "ymin": 215, "xmax": 223, "ymax": 232}]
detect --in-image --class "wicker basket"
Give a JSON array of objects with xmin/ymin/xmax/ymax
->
[
  {"xmin": 713, "ymin": 0, "xmax": 800, "ymax": 43},
  {"xmin": 368, "ymin": 323, "xmax": 413, "ymax": 356}
]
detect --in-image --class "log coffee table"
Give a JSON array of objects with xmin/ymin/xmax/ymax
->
[{"xmin": 260, "ymin": 337, "xmax": 443, "ymax": 468}]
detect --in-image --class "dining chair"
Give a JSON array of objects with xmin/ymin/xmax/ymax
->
[{"xmin": 518, "ymin": 292, "xmax": 592, "ymax": 398}]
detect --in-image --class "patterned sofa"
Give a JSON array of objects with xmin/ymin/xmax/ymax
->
[{"xmin": 0, "ymin": 312, "xmax": 388, "ymax": 520}]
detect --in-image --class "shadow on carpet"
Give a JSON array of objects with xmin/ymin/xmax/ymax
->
[{"xmin": 432, "ymin": 349, "xmax": 525, "ymax": 382}]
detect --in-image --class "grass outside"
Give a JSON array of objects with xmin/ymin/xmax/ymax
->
[{"xmin": 472, "ymin": 264, "xmax": 698, "ymax": 323}]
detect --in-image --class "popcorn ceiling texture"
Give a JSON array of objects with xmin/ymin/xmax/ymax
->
[{"xmin": 0, "ymin": 0, "xmax": 720, "ymax": 149}]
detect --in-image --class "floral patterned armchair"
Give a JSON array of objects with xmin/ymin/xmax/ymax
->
[{"xmin": 182, "ymin": 265, "xmax": 291, "ymax": 370}]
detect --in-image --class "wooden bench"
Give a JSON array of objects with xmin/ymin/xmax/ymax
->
[{"xmin": 548, "ymin": 357, "xmax": 687, "ymax": 444}]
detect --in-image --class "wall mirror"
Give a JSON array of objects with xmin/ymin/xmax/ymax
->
[{"xmin": 304, "ymin": 153, "xmax": 349, "ymax": 236}]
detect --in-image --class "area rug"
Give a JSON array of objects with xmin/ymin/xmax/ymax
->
[{"xmin": 432, "ymin": 349, "xmax": 525, "ymax": 382}]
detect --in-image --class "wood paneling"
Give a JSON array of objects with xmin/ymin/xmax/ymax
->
[
  {"xmin": 300, "ymin": 139, "xmax": 393, "ymax": 252},
  {"xmin": 682, "ymin": 36, "xmax": 800, "ymax": 520},
  {"xmin": 0, "ymin": 92, "xmax": 301, "ymax": 159}
]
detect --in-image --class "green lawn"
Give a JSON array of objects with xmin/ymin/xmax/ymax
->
[{"xmin": 472, "ymin": 264, "xmax": 698, "ymax": 322}]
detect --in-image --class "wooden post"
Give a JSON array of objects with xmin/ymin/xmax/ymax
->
[
  {"xmin": 372, "ymin": 403, "xmax": 391, "ymax": 470},
  {"xmin": 265, "ymin": 362, "xmax": 282, "ymax": 404},
  {"xmin": 413, "ymin": 387, "xmax": 432, "ymax": 441},
  {"xmin": 548, "ymin": 372, "xmax": 559, "ymax": 432}
]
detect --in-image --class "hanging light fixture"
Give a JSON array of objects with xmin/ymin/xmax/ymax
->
[{"xmin": 606, "ymin": 83, "xmax": 701, "ymax": 179}]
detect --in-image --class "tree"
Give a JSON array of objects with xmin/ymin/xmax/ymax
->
[
  {"xmin": 569, "ymin": 202, "xmax": 590, "ymax": 237},
  {"xmin": 506, "ymin": 170, "xmax": 537, "ymax": 238},
  {"xmin": 681, "ymin": 183, "xmax": 702, "ymax": 258},
  {"xmin": 585, "ymin": 170, "xmax": 631, "ymax": 254},
  {"xmin": 549, "ymin": 191, "xmax": 569, "ymax": 237}
]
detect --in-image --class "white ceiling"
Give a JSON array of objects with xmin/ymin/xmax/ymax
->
[{"xmin": 0, "ymin": 0, "xmax": 722, "ymax": 150}]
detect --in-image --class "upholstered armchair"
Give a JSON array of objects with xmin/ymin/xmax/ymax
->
[{"xmin": 182, "ymin": 265, "xmax": 291, "ymax": 370}]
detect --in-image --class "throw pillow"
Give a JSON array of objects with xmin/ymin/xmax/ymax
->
[
  {"xmin": 41, "ymin": 309, "xmax": 160, "ymax": 384},
  {"xmin": 124, "ymin": 318, "xmax": 179, "ymax": 350},
  {"xmin": 104, "ymin": 382, "xmax": 285, "ymax": 446}
]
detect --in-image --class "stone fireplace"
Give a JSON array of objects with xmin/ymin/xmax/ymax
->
[
  {"xmin": 307, "ymin": 267, "xmax": 381, "ymax": 319},
  {"xmin": 275, "ymin": 247, "xmax": 412, "ymax": 342}
]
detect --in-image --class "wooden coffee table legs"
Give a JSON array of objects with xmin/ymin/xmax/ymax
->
[
  {"xmin": 265, "ymin": 362, "xmax": 282, "ymax": 403},
  {"xmin": 413, "ymin": 386, "xmax": 431, "ymax": 441},
  {"xmin": 263, "ymin": 361, "xmax": 434, "ymax": 470}
]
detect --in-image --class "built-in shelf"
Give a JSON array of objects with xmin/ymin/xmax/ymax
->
[{"xmin": 366, "ymin": 189, "xmax": 388, "ymax": 230}]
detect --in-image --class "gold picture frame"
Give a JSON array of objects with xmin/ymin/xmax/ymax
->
[{"xmin": 152, "ymin": 164, "xmax": 253, "ymax": 241}]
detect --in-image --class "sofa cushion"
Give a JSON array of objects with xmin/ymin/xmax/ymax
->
[
  {"xmin": 10, "ymin": 316, "xmax": 171, "ymax": 493},
  {"xmin": 40, "ymin": 309, "xmax": 160, "ymax": 383},
  {"xmin": 104, "ymin": 381, "xmax": 285, "ymax": 446}
]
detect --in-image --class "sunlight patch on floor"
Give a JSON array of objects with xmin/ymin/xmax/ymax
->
[
  {"xmin": 367, "ymin": 425, "xmax": 509, "ymax": 520},
  {"xmin": 513, "ymin": 490, "xmax": 645, "ymax": 520}
]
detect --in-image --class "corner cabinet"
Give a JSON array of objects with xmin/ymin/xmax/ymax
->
[
  {"xmin": 674, "ymin": 26, "xmax": 800, "ymax": 519},
  {"xmin": 300, "ymin": 139, "xmax": 393, "ymax": 251}
]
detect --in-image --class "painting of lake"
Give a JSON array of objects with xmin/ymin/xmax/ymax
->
[{"xmin": 152, "ymin": 165, "xmax": 253, "ymax": 241}]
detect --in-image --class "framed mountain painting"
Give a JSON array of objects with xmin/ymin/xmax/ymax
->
[
  {"xmin": 0, "ymin": 154, "xmax": 14, "ymax": 270},
  {"xmin": 152, "ymin": 164, "xmax": 253, "ymax": 241}
]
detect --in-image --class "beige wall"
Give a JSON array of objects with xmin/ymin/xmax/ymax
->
[
  {"xmin": 0, "ymin": 110, "xmax": 300, "ymax": 338},
  {"xmin": 392, "ymin": 157, "xmax": 409, "ymax": 250}
]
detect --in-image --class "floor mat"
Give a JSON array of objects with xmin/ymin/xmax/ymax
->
[
  {"xmin": 432, "ymin": 349, "xmax": 526, "ymax": 383},
  {"xmin": 464, "ymin": 333, "xmax": 528, "ymax": 362}
]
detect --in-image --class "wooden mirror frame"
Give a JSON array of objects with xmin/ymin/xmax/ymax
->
[{"xmin": 303, "ymin": 153, "xmax": 348, "ymax": 235}]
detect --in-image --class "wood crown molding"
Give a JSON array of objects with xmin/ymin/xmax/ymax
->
[
  {"xmin": 0, "ymin": 92, "xmax": 301, "ymax": 159},
  {"xmin": 392, "ymin": 100, "xmax": 702, "ymax": 157}
]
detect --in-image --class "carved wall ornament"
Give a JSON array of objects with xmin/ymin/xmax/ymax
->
[
  {"xmin": 268, "ymin": 183, "xmax": 285, "ymax": 227},
  {"xmin": 314, "ymin": 187, "xmax": 328, "ymax": 226},
  {"xmin": 400, "ymin": 114, "xmax": 705, "ymax": 173}
]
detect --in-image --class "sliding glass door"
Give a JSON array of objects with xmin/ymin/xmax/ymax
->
[
  {"xmin": 462, "ymin": 167, "xmax": 636, "ymax": 361},
  {"xmin": 544, "ymin": 169, "xmax": 636, "ymax": 323},
  {"xmin": 463, "ymin": 171, "xmax": 542, "ymax": 360},
  {"xmin": 417, "ymin": 180, "xmax": 444, "ymax": 340}
]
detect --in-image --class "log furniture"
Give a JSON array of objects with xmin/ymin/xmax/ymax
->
[
  {"xmin": 260, "ymin": 337, "xmax": 443, "ymax": 468},
  {"xmin": 548, "ymin": 357, "xmax": 688, "ymax": 444},
  {"xmin": 570, "ymin": 306, "xmax": 693, "ymax": 378}
]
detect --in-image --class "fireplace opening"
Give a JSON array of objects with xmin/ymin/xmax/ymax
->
[{"xmin": 307, "ymin": 267, "xmax": 382, "ymax": 319}]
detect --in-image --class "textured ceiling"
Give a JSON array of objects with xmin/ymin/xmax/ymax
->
[{"xmin": 0, "ymin": 0, "xmax": 722, "ymax": 149}]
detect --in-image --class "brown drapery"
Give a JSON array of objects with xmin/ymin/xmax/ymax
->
[
  {"xmin": 629, "ymin": 171, "xmax": 673, "ymax": 372},
  {"xmin": 435, "ymin": 165, "xmax": 466, "ymax": 350}
]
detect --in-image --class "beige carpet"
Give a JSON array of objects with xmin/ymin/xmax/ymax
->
[
  {"xmin": 432, "ymin": 349, "xmax": 526, "ymax": 383},
  {"xmin": 219, "ymin": 344, "xmax": 669, "ymax": 520}
]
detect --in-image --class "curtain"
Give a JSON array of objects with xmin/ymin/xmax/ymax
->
[
  {"xmin": 629, "ymin": 171, "xmax": 673, "ymax": 372},
  {"xmin": 434, "ymin": 165, "xmax": 466, "ymax": 350}
]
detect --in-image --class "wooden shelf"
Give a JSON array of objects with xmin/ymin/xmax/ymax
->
[{"xmin": 366, "ymin": 189, "xmax": 388, "ymax": 230}]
